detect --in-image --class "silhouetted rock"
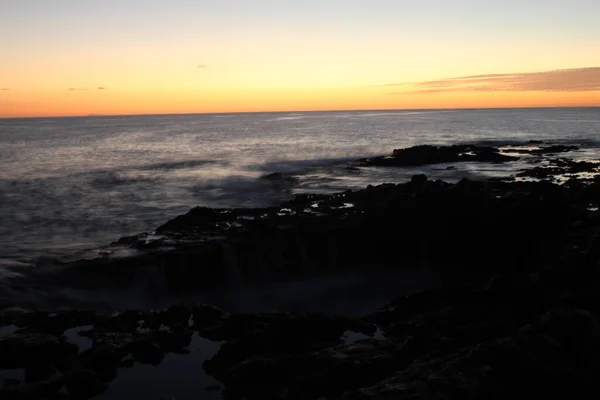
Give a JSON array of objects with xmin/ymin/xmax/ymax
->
[
  {"xmin": 517, "ymin": 157, "xmax": 599, "ymax": 179},
  {"xmin": 0, "ymin": 333, "xmax": 78, "ymax": 369},
  {"xmin": 24, "ymin": 361, "xmax": 57, "ymax": 383},
  {"xmin": 66, "ymin": 369, "xmax": 107, "ymax": 399},
  {"xmin": 330, "ymin": 308, "xmax": 600, "ymax": 400},
  {"xmin": 530, "ymin": 144, "xmax": 579, "ymax": 154},
  {"xmin": 155, "ymin": 206, "xmax": 225, "ymax": 234},
  {"xmin": 360, "ymin": 144, "xmax": 518, "ymax": 167},
  {"xmin": 129, "ymin": 341, "xmax": 164, "ymax": 365},
  {"xmin": 260, "ymin": 172, "xmax": 299, "ymax": 189}
]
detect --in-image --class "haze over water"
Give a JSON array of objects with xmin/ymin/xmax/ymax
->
[{"xmin": 1, "ymin": 107, "xmax": 599, "ymax": 270}]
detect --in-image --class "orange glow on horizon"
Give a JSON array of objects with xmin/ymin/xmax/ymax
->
[
  {"xmin": 1, "ymin": 87, "xmax": 599, "ymax": 118},
  {"xmin": 3, "ymin": 1, "xmax": 600, "ymax": 118}
]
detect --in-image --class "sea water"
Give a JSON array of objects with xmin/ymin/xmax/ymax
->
[{"xmin": 1, "ymin": 108, "xmax": 599, "ymax": 271}]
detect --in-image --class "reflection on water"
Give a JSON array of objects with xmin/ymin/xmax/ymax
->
[
  {"xmin": 342, "ymin": 327, "xmax": 386, "ymax": 345},
  {"xmin": 0, "ymin": 368, "xmax": 24, "ymax": 385},
  {"xmin": 64, "ymin": 325, "xmax": 94, "ymax": 352},
  {"xmin": 0, "ymin": 325, "xmax": 18, "ymax": 337},
  {"xmin": 96, "ymin": 334, "xmax": 222, "ymax": 400}
]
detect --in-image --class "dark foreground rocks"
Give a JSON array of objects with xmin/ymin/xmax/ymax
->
[
  {"xmin": 195, "ymin": 245, "xmax": 600, "ymax": 400},
  {"xmin": 5, "ymin": 254, "xmax": 600, "ymax": 399},
  {"xmin": 37, "ymin": 174, "xmax": 595, "ymax": 298},
  {"xmin": 334, "ymin": 308, "xmax": 600, "ymax": 400}
]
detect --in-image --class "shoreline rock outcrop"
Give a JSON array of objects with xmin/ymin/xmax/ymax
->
[{"xmin": 360, "ymin": 144, "xmax": 520, "ymax": 167}]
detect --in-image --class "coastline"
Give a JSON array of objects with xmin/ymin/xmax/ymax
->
[{"xmin": 2, "ymin": 141, "xmax": 600, "ymax": 399}]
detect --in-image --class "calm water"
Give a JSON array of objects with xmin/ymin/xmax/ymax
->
[{"xmin": 1, "ymin": 108, "xmax": 599, "ymax": 269}]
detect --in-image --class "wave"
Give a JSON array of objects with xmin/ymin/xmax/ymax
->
[
  {"xmin": 136, "ymin": 159, "xmax": 217, "ymax": 171},
  {"xmin": 247, "ymin": 156, "xmax": 368, "ymax": 174},
  {"xmin": 186, "ymin": 175, "xmax": 297, "ymax": 208},
  {"xmin": 80, "ymin": 159, "xmax": 219, "ymax": 187},
  {"xmin": 89, "ymin": 171, "xmax": 157, "ymax": 187}
]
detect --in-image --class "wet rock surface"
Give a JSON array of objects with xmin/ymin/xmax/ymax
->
[
  {"xmin": 517, "ymin": 157, "xmax": 599, "ymax": 179},
  {"xmin": 3, "ymin": 142, "xmax": 600, "ymax": 399}
]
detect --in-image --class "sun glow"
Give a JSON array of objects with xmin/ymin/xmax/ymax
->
[{"xmin": 1, "ymin": 1, "xmax": 599, "ymax": 117}]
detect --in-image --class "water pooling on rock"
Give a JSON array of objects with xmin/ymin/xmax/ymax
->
[{"xmin": 96, "ymin": 334, "xmax": 223, "ymax": 400}]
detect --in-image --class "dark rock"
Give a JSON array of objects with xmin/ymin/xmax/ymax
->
[
  {"xmin": 24, "ymin": 361, "xmax": 57, "ymax": 383},
  {"xmin": 190, "ymin": 304, "xmax": 229, "ymax": 330},
  {"xmin": 2, "ymin": 379, "xmax": 21, "ymax": 390},
  {"xmin": 77, "ymin": 332, "xmax": 134, "ymax": 374},
  {"xmin": 260, "ymin": 172, "xmax": 299, "ymax": 189},
  {"xmin": 210, "ymin": 340, "xmax": 398, "ymax": 400},
  {"xmin": 111, "ymin": 233, "xmax": 147, "ymax": 246},
  {"xmin": 154, "ymin": 328, "xmax": 192, "ymax": 353},
  {"xmin": 156, "ymin": 207, "xmax": 227, "ymax": 234},
  {"xmin": 0, "ymin": 334, "xmax": 78, "ymax": 369},
  {"xmin": 95, "ymin": 310, "xmax": 145, "ymax": 332},
  {"xmin": 119, "ymin": 357, "xmax": 135, "ymax": 368},
  {"xmin": 331, "ymin": 308, "xmax": 600, "ymax": 400},
  {"xmin": 12, "ymin": 310, "xmax": 95, "ymax": 336},
  {"xmin": 517, "ymin": 157, "xmax": 599, "ymax": 179},
  {"xmin": 156, "ymin": 304, "xmax": 191, "ymax": 328},
  {"xmin": 0, "ymin": 382, "xmax": 62, "ymax": 400},
  {"xmin": 360, "ymin": 144, "xmax": 518, "ymax": 167},
  {"xmin": 204, "ymin": 313, "xmax": 363, "ymax": 380},
  {"xmin": 531, "ymin": 145, "xmax": 579, "ymax": 154},
  {"xmin": 409, "ymin": 174, "xmax": 427, "ymax": 186},
  {"xmin": 129, "ymin": 341, "xmax": 164, "ymax": 365},
  {"xmin": 66, "ymin": 369, "xmax": 107, "ymax": 399}
]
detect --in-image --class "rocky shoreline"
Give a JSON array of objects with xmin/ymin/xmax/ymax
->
[{"xmin": 2, "ymin": 142, "xmax": 600, "ymax": 399}]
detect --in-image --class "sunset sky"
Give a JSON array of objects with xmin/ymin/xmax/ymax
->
[{"xmin": 1, "ymin": 0, "xmax": 600, "ymax": 117}]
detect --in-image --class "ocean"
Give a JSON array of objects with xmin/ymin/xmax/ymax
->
[
  {"xmin": 1, "ymin": 107, "xmax": 599, "ymax": 273},
  {"xmin": 2, "ymin": 108, "xmax": 600, "ymax": 399}
]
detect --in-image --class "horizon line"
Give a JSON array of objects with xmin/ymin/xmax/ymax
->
[{"xmin": 1, "ymin": 105, "xmax": 599, "ymax": 120}]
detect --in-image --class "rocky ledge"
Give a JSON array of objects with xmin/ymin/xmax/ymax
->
[
  {"xmin": 358, "ymin": 142, "xmax": 579, "ymax": 167},
  {"xmin": 360, "ymin": 144, "xmax": 519, "ymax": 166},
  {"xmin": 4, "ymin": 247, "xmax": 600, "ymax": 399},
  {"xmin": 2, "ymin": 142, "xmax": 600, "ymax": 399}
]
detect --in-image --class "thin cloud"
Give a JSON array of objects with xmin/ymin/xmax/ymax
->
[
  {"xmin": 67, "ymin": 88, "xmax": 89, "ymax": 91},
  {"xmin": 197, "ymin": 64, "xmax": 208, "ymax": 69},
  {"xmin": 97, "ymin": 87, "xmax": 106, "ymax": 90},
  {"xmin": 0, "ymin": 88, "xmax": 11, "ymax": 91},
  {"xmin": 385, "ymin": 67, "xmax": 600, "ymax": 94}
]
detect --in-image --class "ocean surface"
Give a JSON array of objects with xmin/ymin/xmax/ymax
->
[{"xmin": 1, "ymin": 108, "xmax": 599, "ymax": 272}]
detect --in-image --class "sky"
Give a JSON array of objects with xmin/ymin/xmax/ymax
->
[{"xmin": 1, "ymin": 0, "xmax": 599, "ymax": 117}]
